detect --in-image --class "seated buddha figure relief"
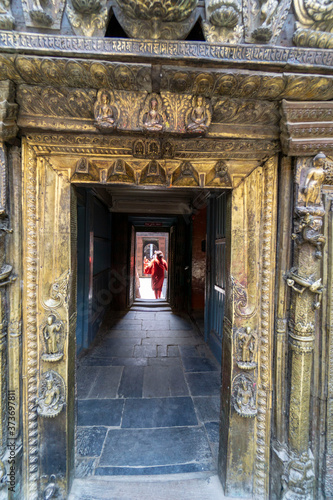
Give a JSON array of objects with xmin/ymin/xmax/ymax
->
[
  {"xmin": 94, "ymin": 89, "xmax": 118, "ymax": 130},
  {"xmin": 186, "ymin": 95, "xmax": 212, "ymax": 134},
  {"xmin": 141, "ymin": 95, "xmax": 164, "ymax": 133}
]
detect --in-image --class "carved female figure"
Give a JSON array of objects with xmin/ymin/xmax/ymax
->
[
  {"xmin": 43, "ymin": 314, "xmax": 62, "ymax": 355},
  {"xmin": 94, "ymin": 90, "xmax": 117, "ymax": 129},
  {"xmin": 303, "ymin": 152, "xmax": 326, "ymax": 207},
  {"xmin": 186, "ymin": 95, "xmax": 211, "ymax": 133},
  {"xmin": 143, "ymin": 97, "xmax": 164, "ymax": 132}
]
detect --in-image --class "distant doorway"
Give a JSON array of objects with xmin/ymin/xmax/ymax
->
[{"xmin": 135, "ymin": 231, "xmax": 169, "ymax": 300}]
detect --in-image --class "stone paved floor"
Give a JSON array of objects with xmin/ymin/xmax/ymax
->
[{"xmin": 76, "ymin": 305, "xmax": 221, "ymax": 478}]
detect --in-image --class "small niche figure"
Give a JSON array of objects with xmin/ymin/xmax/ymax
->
[
  {"xmin": 142, "ymin": 97, "xmax": 164, "ymax": 132},
  {"xmin": 44, "ymin": 314, "xmax": 61, "ymax": 355},
  {"xmin": 144, "ymin": 250, "xmax": 168, "ymax": 299},
  {"xmin": 94, "ymin": 90, "xmax": 117, "ymax": 130}
]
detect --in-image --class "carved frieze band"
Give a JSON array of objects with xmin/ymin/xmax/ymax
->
[
  {"xmin": 0, "ymin": 33, "xmax": 333, "ymax": 70},
  {"xmin": 281, "ymin": 100, "xmax": 333, "ymax": 156},
  {"xmin": 253, "ymin": 155, "xmax": 277, "ymax": 497},
  {"xmin": 22, "ymin": 144, "xmax": 39, "ymax": 500}
]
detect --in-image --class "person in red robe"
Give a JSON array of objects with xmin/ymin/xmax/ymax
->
[{"xmin": 144, "ymin": 251, "xmax": 168, "ymax": 299}]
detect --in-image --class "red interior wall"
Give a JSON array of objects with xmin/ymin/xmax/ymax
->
[{"xmin": 191, "ymin": 207, "xmax": 207, "ymax": 311}]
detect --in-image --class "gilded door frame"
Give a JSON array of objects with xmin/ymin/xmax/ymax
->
[{"xmin": 21, "ymin": 133, "xmax": 278, "ymax": 499}]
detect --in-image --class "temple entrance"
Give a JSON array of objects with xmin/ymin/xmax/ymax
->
[
  {"xmin": 21, "ymin": 134, "xmax": 278, "ymax": 498},
  {"xmin": 74, "ymin": 184, "xmax": 224, "ymax": 480}
]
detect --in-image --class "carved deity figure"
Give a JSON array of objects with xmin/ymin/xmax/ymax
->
[
  {"xmin": 143, "ymin": 97, "xmax": 164, "ymax": 132},
  {"xmin": 37, "ymin": 371, "xmax": 65, "ymax": 417},
  {"xmin": 233, "ymin": 375, "xmax": 257, "ymax": 417},
  {"xmin": 186, "ymin": 95, "xmax": 211, "ymax": 133},
  {"xmin": 302, "ymin": 152, "xmax": 326, "ymax": 207},
  {"xmin": 238, "ymin": 327, "xmax": 252, "ymax": 362},
  {"xmin": 43, "ymin": 315, "xmax": 62, "ymax": 355},
  {"xmin": 94, "ymin": 90, "xmax": 117, "ymax": 130},
  {"xmin": 292, "ymin": 212, "xmax": 326, "ymax": 258}
]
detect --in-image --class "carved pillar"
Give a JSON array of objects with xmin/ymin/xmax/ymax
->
[
  {"xmin": 219, "ymin": 156, "xmax": 278, "ymax": 498},
  {"xmin": 282, "ymin": 153, "xmax": 327, "ymax": 498},
  {"xmin": 0, "ymin": 81, "xmax": 19, "ymax": 495},
  {"xmin": 22, "ymin": 143, "xmax": 76, "ymax": 499}
]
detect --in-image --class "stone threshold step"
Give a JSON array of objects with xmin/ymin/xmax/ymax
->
[{"xmin": 69, "ymin": 472, "xmax": 229, "ymax": 500}]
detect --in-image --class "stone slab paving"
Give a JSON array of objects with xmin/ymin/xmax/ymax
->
[{"xmin": 75, "ymin": 306, "xmax": 221, "ymax": 481}]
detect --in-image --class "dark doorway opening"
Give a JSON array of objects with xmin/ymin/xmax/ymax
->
[{"xmin": 74, "ymin": 184, "xmax": 228, "ymax": 481}]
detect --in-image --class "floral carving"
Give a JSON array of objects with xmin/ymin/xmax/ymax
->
[
  {"xmin": 243, "ymin": 0, "xmax": 292, "ymax": 43},
  {"xmin": 21, "ymin": 0, "xmax": 66, "ymax": 28},
  {"xmin": 41, "ymin": 271, "xmax": 70, "ymax": 310},
  {"xmin": 0, "ymin": 0, "xmax": 14, "ymax": 29},
  {"xmin": 293, "ymin": 0, "xmax": 333, "ymax": 48},
  {"xmin": 113, "ymin": 0, "xmax": 198, "ymax": 39},
  {"xmin": 66, "ymin": 0, "xmax": 108, "ymax": 37},
  {"xmin": 203, "ymin": 0, "xmax": 243, "ymax": 43}
]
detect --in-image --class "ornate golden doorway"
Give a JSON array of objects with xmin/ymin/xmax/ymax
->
[{"xmin": 21, "ymin": 132, "xmax": 277, "ymax": 499}]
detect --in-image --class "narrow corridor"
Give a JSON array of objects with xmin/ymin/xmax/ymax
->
[{"xmin": 75, "ymin": 306, "xmax": 221, "ymax": 478}]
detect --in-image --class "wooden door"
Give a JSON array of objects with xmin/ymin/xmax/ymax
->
[{"xmin": 205, "ymin": 192, "xmax": 227, "ymax": 362}]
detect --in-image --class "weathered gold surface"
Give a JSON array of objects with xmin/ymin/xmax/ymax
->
[
  {"xmin": 293, "ymin": 0, "xmax": 333, "ymax": 48},
  {"xmin": 7, "ymin": 147, "xmax": 21, "ymax": 440},
  {"xmin": 274, "ymin": 157, "xmax": 292, "ymax": 445},
  {"xmin": 219, "ymin": 155, "xmax": 278, "ymax": 498},
  {"xmin": 113, "ymin": 0, "xmax": 199, "ymax": 39},
  {"xmin": 0, "ymin": 0, "xmax": 14, "ymax": 30},
  {"xmin": 281, "ymin": 100, "xmax": 333, "ymax": 156},
  {"xmin": 66, "ymin": 0, "xmax": 108, "ymax": 37},
  {"xmin": 22, "ymin": 140, "xmax": 76, "ymax": 499},
  {"xmin": 282, "ymin": 154, "xmax": 327, "ymax": 498}
]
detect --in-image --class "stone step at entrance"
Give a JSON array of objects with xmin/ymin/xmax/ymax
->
[
  {"xmin": 131, "ymin": 299, "xmax": 172, "ymax": 312},
  {"xmin": 69, "ymin": 472, "xmax": 228, "ymax": 500}
]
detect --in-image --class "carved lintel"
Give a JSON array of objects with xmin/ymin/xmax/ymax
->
[{"xmin": 281, "ymin": 101, "xmax": 333, "ymax": 156}]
